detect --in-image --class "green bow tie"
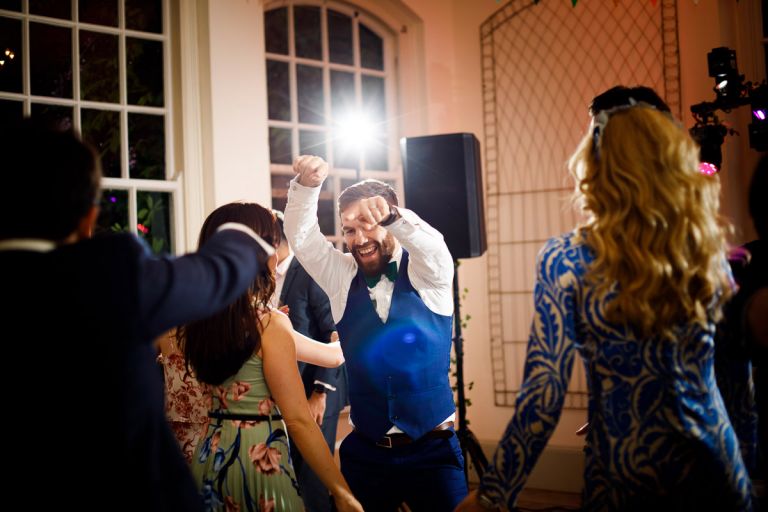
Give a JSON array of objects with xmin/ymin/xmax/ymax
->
[{"xmin": 365, "ymin": 261, "xmax": 398, "ymax": 288}]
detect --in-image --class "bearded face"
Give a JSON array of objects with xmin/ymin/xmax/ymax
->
[
  {"xmin": 341, "ymin": 202, "xmax": 398, "ymax": 277},
  {"xmin": 350, "ymin": 230, "xmax": 396, "ymax": 277}
]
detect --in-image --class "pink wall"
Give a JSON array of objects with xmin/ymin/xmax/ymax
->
[{"xmin": 400, "ymin": 0, "xmax": 764, "ymax": 459}]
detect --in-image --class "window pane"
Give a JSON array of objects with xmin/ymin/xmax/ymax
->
[
  {"xmin": 0, "ymin": 17, "xmax": 22, "ymax": 93},
  {"xmin": 271, "ymin": 174, "xmax": 292, "ymax": 196},
  {"xmin": 30, "ymin": 103, "xmax": 73, "ymax": 130},
  {"xmin": 330, "ymin": 70, "xmax": 354, "ymax": 120},
  {"xmin": 360, "ymin": 23, "xmax": 383, "ymax": 71},
  {"xmin": 96, "ymin": 188, "xmax": 128, "ymax": 236},
  {"xmin": 299, "ymin": 129, "xmax": 326, "ymax": 159},
  {"xmin": 362, "ymin": 75, "xmax": 385, "ymax": 123},
  {"xmin": 318, "ymin": 197, "xmax": 335, "ymax": 236},
  {"xmin": 30, "ymin": 23, "xmax": 72, "ymax": 98},
  {"xmin": 137, "ymin": 190, "xmax": 172, "ymax": 254},
  {"xmin": 80, "ymin": 31, "xmax": 118, "ymax": 103},
  {"xmin": 127, "ymin": 37, "xmax": 164, "ymax": 106},
  {"xmin": 79, "ymin": 0, "xmax": 118, "ymax": 27},
  {"xmin": 272, "ymin": 195, "xmax": 287, "ymax": 215},
  {"xmin": 29, "ymin": 0, "xmax": 71, "ymax": 20},
  {"xmin": 294, "ymin": 5, "xmax": 321, "ymax": 61},
  {"xmin": 330, "ymin": 70, "xmax": 357, "ymax": 169},
  {"xmin": 267, "ymin": 59, "xmax": 290, "ymax": 121},
  {"xmin": 125, "ymin": 0, "xmax": 162, "ymax": 33},
  {"xmin": 269, "ymin": 126, "xmax": 292, "ymax": 164},
  {"xmin": 362, "ymin": 74, "xmax": 387, "ymax": 169},
  {"xmin": 82, "ymin": 108, "xmax": 121, "ymax": 178},
  {"xmin": 365, "ymin": 137, "xmax": 388, "ymax": 170},
  {"xmin": 333, "ymin": 138, "xmax": 359, "ymax": 171},
  {"xmin": 328, "ymin": 10, "xmax": 352, "ymax": 65},
  {"xmin": 297, "ymin": 64, "xmax": 324, "ymax": 125},
  {"xmin": 265, "ymin": 7, "xmax": 288, "ymax": 55},
  {"xmin": 129, "ymin": 113, "xmax": 165, "ymax": 180},
  {"xmin": 0, "ymin": 1, "xmax": 21, "ymax": 12},
  {"xmin": 0, "ymin": 98, "xmax": 23, "ymax": 123}
]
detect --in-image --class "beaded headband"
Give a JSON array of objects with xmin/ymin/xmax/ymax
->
[{"xmin": 590, "ymin": 97, "xmax": 665, "ymax": 161}]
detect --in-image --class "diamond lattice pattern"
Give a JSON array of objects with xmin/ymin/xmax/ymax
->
[{"xmin": 482, "ymin": 0, "xmax": 671, "ymax": 408}]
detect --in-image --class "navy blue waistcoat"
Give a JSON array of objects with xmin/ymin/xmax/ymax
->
[{"xmin": 336, "ymin": 251, "xmax": 455, "ymax": 441}]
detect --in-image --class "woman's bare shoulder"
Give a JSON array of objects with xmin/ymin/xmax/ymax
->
[{"xmin": 258, "ymin": 308, "xmax": 292, "ymax": 336}]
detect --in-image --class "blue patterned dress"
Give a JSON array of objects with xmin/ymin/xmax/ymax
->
[{"xmin": 479, "ymin": 232, "xmax": 753, "ymax": 511}]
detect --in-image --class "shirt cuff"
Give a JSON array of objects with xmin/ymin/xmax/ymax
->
[
  {"xmin": 313, "ymin": 380, "xmax": 337, "ymax": 392},
  {"xmin": 382, "ymin": 206, "xmax": 416, "ymax": 234},
  {"xmin": 289, "ymin": 176, "xmax": 322, "ymax": 203},
  {"xmin": 217, "ymin": 222, "xmax": 275, "ymax": 257}
]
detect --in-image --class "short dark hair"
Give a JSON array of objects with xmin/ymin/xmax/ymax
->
[
  {"xmin": 590, "ymin": 85, "xmax": 671, "ymax": 116},
  {"xmin": 338, "ymin": 179, "xmax": 399, "ymax": 214},
  {"xmin": 0, "ymin": 118, "xmax": 101, "ymax": 241}
]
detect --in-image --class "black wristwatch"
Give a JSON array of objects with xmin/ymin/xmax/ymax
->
[
  {"xmin": 313, "ymin": 384, "xmax": 327, "ymax": 395},
  {"xmin": 379, "ymin": 206, "xmax": 400, "ymax": 226}
]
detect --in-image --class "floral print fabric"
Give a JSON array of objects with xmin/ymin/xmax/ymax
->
[
  {"xmin": 159, "ymin": 351, "xmax": 210, "ymax": 464},
  {"xmin": 192, "ymin": 355, "xmax": 303, "ymax": 512}
]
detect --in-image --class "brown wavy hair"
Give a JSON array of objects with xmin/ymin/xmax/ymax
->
[
  {"xmin": 178, "ymin": 202, "xmax": 279, "ymax": 385},
  {"xmin": 570, "ymin": 88, "xmax": 732, "ymax": 339}
]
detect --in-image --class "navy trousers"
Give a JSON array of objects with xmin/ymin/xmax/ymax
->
[{"xmin": 339, "ymin": 428, "xmax": 468, "ymax": 512}]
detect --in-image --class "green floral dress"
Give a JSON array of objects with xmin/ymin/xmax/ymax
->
[{"xmin": 192, "ymin": 354, "xmax": 303, "ymax": 512}]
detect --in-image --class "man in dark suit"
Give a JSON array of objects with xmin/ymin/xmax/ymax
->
[
  {"xmin": 274, "ymin": 212, "xmax": 348, "ymax": 512},
  {"xmin": 0, "ymin": 119, "xmax": 273, "ymax": 511}
]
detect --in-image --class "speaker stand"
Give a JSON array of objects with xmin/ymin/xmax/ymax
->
[{"xmin": 452, "ymin": 261, "xmax": 489, "ymax": 482}]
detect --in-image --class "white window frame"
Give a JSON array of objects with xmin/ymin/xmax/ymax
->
[{"xmin": 0, "ymin": 0, "xmax": 184, "ymax": 253}]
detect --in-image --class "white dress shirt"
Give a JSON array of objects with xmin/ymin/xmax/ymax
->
[
  {"xmin": 271, "ymin": 252, "xmax": 294, "ymax": 309},
  {"xmin": 0, "ymin": 239, "xmax": 56, "ymax": 252},
  {"xmin": 284, "ymin": 177, "xmax": 456, "ymax": 433},
  {"xmin": 284, "ymin": 178, "xmax": 455, "ymax": 324}
]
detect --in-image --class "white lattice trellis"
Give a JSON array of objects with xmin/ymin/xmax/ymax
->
[{"xmin": 481, "ymin": 0, "xmax": 681, "ymax": 408}]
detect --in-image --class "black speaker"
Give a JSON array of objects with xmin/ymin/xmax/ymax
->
[{"xmin": 400, "ymin": 133, "xmax": 487, "ymax": 259}]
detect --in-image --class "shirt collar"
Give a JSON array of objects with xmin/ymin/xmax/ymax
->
[
  {"xmin": 390, "ymin": 245, "xmax": 403, "ymax": 270},
  {"xmin": 276, "ymin": 252, "xmax": 294, "ymax": 277},
  {"xmin": 0, "ymin": 238, "xmax": 57, "ymax": 253}
]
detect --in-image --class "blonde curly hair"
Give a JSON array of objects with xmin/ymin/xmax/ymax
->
[{"xmin": 570, "ymin": 100, "xmax": 732, "ymax": 339}]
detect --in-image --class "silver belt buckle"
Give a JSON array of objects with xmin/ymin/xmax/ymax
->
[{"xmin": 375, "ymin": 435, "xmax": 393, "ymax": 448}]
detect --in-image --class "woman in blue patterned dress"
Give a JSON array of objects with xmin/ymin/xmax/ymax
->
[
  {"xmin": 179, "ymin": 202, "xmax": 362, "ymax": 512},
  {"xmin": 456, "ymin": 86, "xmax": 754, "ymax": 511}
]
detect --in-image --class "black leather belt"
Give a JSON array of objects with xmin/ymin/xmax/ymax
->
[
  {"xmin": 373, "ymin": 421, "xmax": 455, "ymax": 448},
  {"xmin": 208, "ymin": 411, "xmax": 283, "ymax": 421}
]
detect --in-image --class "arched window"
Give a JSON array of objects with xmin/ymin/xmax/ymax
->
[{"xmin": 264, "ymin": 1, "xmax": 398, "ymax": 247}]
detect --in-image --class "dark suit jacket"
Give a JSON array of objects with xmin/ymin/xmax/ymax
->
[
  {"xmin": 0, "ymin": 230, "xmax": 263, "ymax": 511},
  {"xmin": 280, "ymin": 256, "xmax": 348, "ymax": 416}
]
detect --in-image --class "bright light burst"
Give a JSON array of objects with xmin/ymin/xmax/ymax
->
[{"xmin": 335, "ymin": 110, "xmax": 378, "ymax": 153}]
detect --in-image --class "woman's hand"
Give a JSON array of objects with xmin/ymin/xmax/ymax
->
[{"xmin": 332, "ymin": 490, "xmax": 364, "ymax": 512}]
